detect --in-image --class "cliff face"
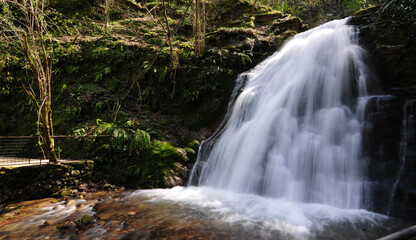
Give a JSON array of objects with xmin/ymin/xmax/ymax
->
[
  {"xmin": 350, "ymin": 5, "xmax": 416, "ymax": 94},
  {"xmin": 350, "ymin": 6, "xmax": 416, "ymax": 220}
]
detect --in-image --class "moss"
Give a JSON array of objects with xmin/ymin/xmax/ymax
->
[
  {"xmin": 254, "ymin": 11, "xmax": 284, "ymax": 25},
  {"xmin": 79, "ymin": 214, "xmax": 92, "ymax": 225},
  {"xmin": 188, "ymin": 140, "xmax": 200, "ymax": 150},
  {"xmin": 0, "ymin": 205, "xmax": 24, "ymax": 219},
  {"xmin": 354, "ymin": 4, "xmax": 379, "ymax": 16},
  {"xmin": 116, "ymin": 139, "xmax": 192, "ymax": 189},
  {"xmin": 183, "ymin": 147, "xmax": 196, "ymax": 162},
  {"xmin": 150, "ymin": 140, "xmax": 187, "ymax": 163}
]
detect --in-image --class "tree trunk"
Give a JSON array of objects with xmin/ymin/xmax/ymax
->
[
  {"xmin": 251, "ymin": 0, "xmax": 257, "ymax": 16},
  {"xmin": 162, "ymin": 0, "xmax": 174, "ymax": 67},
  {"xmin": 194, "ymin": 0, "xmax": 206, "ymax": 55},
  {"xmin": 40, "ymin": 104, "xmax": 58, "ymax": 163},
  {"xmin": 104, "ymin": 0, "xmax": 111, "ymax": 36}
]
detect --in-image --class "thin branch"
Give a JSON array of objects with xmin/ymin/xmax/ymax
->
[{"xmin": 113, "ymin": 54, "xmax": 159, "ymax": 121}]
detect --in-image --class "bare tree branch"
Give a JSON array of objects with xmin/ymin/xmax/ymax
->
[{"xmin": 0, "ymin": 0, "xmax": 58, "ymax": 163}]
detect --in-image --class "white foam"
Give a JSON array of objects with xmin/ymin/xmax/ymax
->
[{"xmin": 130, "ymin": 186, "xmax": 386, "ymax": 238}]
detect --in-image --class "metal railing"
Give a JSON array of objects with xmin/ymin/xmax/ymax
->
[
  {"xmin": 0, "ymin": 136, "xmax": 39, "ymax": 166},
  {"xmin": 0, "ymin": 135, "xmax": 112, "ymax": 167}
]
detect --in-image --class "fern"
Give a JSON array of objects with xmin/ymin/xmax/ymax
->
[{"xmin": 129, "ymin": 129, "xmax": 151, "ymax": 153}]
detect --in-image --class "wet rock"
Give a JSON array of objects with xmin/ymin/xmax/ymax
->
[
  {"xmin": 350, "ymin": 5, "xmax": 416, "ymax": 221},
  {"xmin": 60, "ymin": 188, "xmax": 72, "ymax": 198},
  {"xmin": 163, "ymin": 175, "xmax": 184, "ymax": 187},
  {"xmin": 57, "ymin": 220, "xmax": 77, "ymax": 230},
  {"xmin": 66, "ymin": 199, "xmax": 77, "ymax": 207},
  {"xmin": 43, "ymin": 220, "xmax": 53, "ymax": 226},
  {"xmin": 103, "ymin": 183, "xmax": 115, "ymax": 190}
]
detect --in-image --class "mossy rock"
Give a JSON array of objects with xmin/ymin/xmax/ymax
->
[
  {"xmin": 79, "ymin": 214, "xmax": 92, "ymax": 225},
  {"xmin": 254, "ymin": 11, "xmax": 284, "ymax": 25},
  {"xmin": 208, "ymin": 28, "xmax": 257, "ymax": 42},
  {"xmin": 183, "ymin": 147, "xmax": 196, "ymax": 162},
  {"xmin": 149, "ymin": 140, "xmax": 188, "ymax": 163},
  {"xmin": 269, "ymin": 16, "xmax": 306, "ymax": 35},
  {"xmin": 188, "ymin": 140, "xmax": 200, "ymax": 151},
  {"xmin": 57, "ymin": 188, "xmax": 72, "ymax": 198}
]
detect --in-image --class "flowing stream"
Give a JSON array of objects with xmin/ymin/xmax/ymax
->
[{"xmin": 1, "ymin": 19, "xmax": 414, "ymax": 239}]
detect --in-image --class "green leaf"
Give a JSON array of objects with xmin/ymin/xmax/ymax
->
[
  {"xmin": 95, "ymin": 73, "xmax": 103, "ymax": 82},
  {"xmin": 104, "ymin": 67, "xmax": 111, "ymax": 75}
]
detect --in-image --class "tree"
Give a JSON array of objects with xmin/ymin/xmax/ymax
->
[
  {"xmin": 193, "ymin": 0, "xmax": 206, "ymax": 55},
  {"xmin": 0, "ymin": 0, "xmax": 58, "ymax": 163},
  {"xmin": 251, "ymin": 0, "xmax": 258, "ymax": 16},
  {"xmin": 161, "ymin": 0, "xmax": 178, "ymax": 70},
  {"xmin": 142, "ymin": 0, "xmax": 179, "ymax": 97},
  {"xmin": 103, "ymin": 0, "xmax": 113, "ymax": 36},
  {"xmin": 161, "ymin": 0, "xmax": 179, "ymax": 97}
]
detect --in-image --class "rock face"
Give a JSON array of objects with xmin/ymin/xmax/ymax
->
[
  {"xmin": 350, "ymin": 6, "xmax": 416, "ymax": 220},
  {"xmin": 349, "ymin": 6, "xmax": 416, "ymax": 93},
  {"xmin": 184, "ymin": 4, "xmax": 308, "ymax": 130}
]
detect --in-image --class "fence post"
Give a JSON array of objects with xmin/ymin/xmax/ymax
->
[{"xmin": 29, "ymin": 136, "xmax": 33, "ymax": 164}]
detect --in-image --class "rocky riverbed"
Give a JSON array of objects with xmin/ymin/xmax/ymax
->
[{"xmin": 1, "ymin": 187, "xmax": 414, "ymax": 240}]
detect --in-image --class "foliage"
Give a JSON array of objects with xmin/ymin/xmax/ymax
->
[
  {"xmin": 95, "ymin": 118, "xmax": 151, "ymax": 151},
  {"xmin": 1, "ymin": 0, "xmax": 304, "ymax": 136},
  {"xmin": 270, "ymin": 0, "xmax": 299, "ymax": 16},
  {"xmin": 379, "ymin": 0, "xmax": 416, "ymax": 33},
  {"xmin": 71, "ymin": 118, "xmax": 192, "ymax": 189},
  {"xmin": 0, "ymin": 0, "xmax": 310, "ymax": 188},
  {"xmin": 255, "ymin": 0, "xmax": 377, "ymax": 26}
]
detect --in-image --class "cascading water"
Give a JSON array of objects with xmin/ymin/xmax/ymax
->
[
  {"xmin": 387, "ymin": 100, "xmax": 416, "ymax": 214},
  {"xmin": 190, "ymin": 18, "xmax": 371, "ymax": 209}
]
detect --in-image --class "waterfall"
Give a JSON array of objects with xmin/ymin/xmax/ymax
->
[{"xmin": 190, "ymin": 18, "xmax": 373, "ymax": 209}]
